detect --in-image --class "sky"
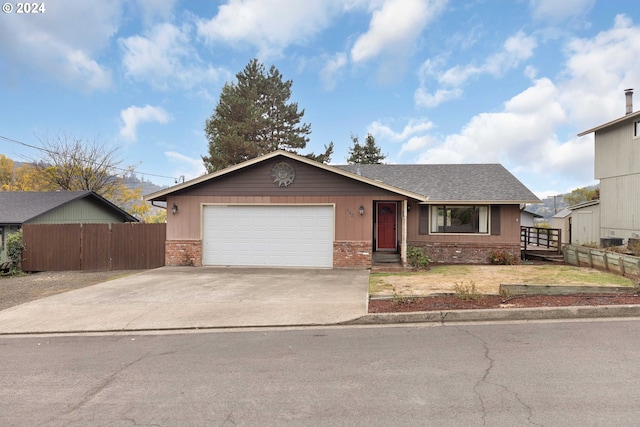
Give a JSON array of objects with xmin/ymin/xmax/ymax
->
[{"xmin": 1, "ymin": 0, "xmax": 640, "ymax": 199}]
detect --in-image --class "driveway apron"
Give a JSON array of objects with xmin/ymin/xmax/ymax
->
[{"xmin": 0, "ymin": 267, "xmax": 370, "ymax": 334}]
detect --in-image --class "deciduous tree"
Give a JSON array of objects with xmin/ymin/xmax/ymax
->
[
  {"xmin": 34, "ymin": 133, "xmax": 123, "ymax": 194},
  {"xmin": 563, "ymin": 186, "xmax": 599, "ymax": 206}
]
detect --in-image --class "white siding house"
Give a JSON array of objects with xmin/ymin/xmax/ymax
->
[{"xmin": 578, "ymin": 89, "xmax": 640, "ymax": 246}]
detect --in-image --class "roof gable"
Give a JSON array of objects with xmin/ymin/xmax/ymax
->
[
  {"xmin": 145, "ymin": 150, "xmax": 540, "ymax": 204},
  {"xmin": 0, "ymin": 191, "xmax": 138, "ymax": 224},
  {"xmin": 145, "ymin": 150, "xmax": 427, "ymax": 201}
]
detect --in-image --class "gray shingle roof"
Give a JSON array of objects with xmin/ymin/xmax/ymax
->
[
  {"xmin": 335, "ymin": 164, "xmax": 540, "ymax": 203},
  {"xmin": 0, "ymin": 191, "xmax": 137, "ymax": 224}
]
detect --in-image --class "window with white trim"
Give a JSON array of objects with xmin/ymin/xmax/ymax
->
[{"xmin": 634, "ymin": 120, "xmax": 640, "ymax": 138}]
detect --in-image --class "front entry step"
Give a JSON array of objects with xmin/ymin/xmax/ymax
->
[
  {"xmin": 371, "ymin": 252, "xmax": 407, "ymax": 272},
  {"xmin": 373, "ymin": 252, "xmax": 401, "ymax": 263}
]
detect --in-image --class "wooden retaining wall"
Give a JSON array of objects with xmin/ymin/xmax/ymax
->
[{"xmin": 564, "ymin": 245, "xmax": 640, "ymax": 279}]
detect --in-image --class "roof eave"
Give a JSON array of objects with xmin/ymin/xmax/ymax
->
[
  {"xmin": 577, "ymin": 110, "xmax": 640, "ymax": 136},
  {"xmin": 418, "ymin": 199, "xmax": 541, "ymax": 204}
]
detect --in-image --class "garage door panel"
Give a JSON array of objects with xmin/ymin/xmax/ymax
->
[{"xmin": 203, "ymin": 205, "xmax": 334, "ymax": 268}]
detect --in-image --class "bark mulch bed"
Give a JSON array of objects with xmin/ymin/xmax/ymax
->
[{"xmin": 369, "ymin": 293, "xmax": 640, "ymax": 313}]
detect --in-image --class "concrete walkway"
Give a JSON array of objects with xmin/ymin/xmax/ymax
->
[{"xmin": 0, "ymin": 267, "xmax": 370, "ymax": 334}]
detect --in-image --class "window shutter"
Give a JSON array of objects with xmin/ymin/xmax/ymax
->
[
  {"xmin": 419, "ymin": 205, "xmax": 429, "ymax": 235},
  {"xmin": 491, "ymin": 206, "xmax": 500, "ymax": 235}
]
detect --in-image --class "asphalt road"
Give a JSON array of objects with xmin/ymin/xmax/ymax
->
[{"xmin": 2, "ymin": 319, "xmax": 640, "ymax": 426}]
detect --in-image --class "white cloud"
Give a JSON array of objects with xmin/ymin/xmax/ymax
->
[
  {"xmin": 120, "ymin": 23, "xmax": 226, "ymax": 90},
  {"xmin": 369, "ymin": 119, "xmax": 435, "ymax": 142},
  {"xmin": 320, "ymin": 52, "xmax": 348, "ymax": 90},
  {"xmin": 367, "ymin": 119, "xmax": 437, "ymax": 156},
  {"xmin": 133, "ymin": 0, "xmax": 178, "ymax": 26},
  {"xmin": 414, "ymin": 87, "xmax": 463, "ymax": 108},
  {"xmin": 406, "ymin": 14, "xmax": 640, "ymax": 195},
  {"xmin": 530, "ymin": 0, "xmax": 595, "ymax": 24},
  {"xmin": 196, "ymin": 0, "xmax": 343, "ymax": 58},
  {"xmin": 120, "ymin": 105, "xmax": 172, "ymax": 142},
  {"xmin": 559, "ymin": 14, "xmax": 640, "ymax": 129},
  {"xmin": 164, "ymin": 151, "xmax": 207, "ymax": 180},
  {"xmin": 351, "ymin": 0, "xmax": 447, "ymax": 63},
  {"xmin": 0, "ymin": 0, "xmax": 121, "ymax": 90},
  {"xmin": 418, "ymin": 78, "xmax": 568, "ymax": 166},
  {"xmin": 416, "ymin": 31, "xmax": 537, "ymax": 107}
]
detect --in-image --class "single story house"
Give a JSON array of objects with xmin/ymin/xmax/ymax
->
[
  {"xmin": 146, "ymin": 150, "xmax": 539, "ymax": 269},
  {"xmin": 0, "ymin": 191, "xmax": 138, "ymax": 264},
  {"xmin": 520, "ymin": 208, "xmax": 543, "ymax": 228}
]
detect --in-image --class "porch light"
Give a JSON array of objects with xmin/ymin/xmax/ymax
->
[
  {"xmin": 172, "ymin": 203, "xmax": 178, "ymax": 215},
  {"xmin": 359, "ymin": 205, "xmax": 365, "ymax": 216},
  {"xmin": 407, "ymin": 204, "xmax": 411, "ymax": 212}
]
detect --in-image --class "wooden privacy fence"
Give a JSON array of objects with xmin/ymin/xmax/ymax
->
[
  {"xmin": 564, "ymin": 245, "xmax": 640, "ymax": 279},
  {"xmin": 22, "ymin": 223, "xmax": 166, "ymax": 272}
]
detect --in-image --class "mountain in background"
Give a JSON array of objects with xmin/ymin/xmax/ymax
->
[
  {"xmin": 122, "ymin": 173, "xmax": 168, "ymax": 198},
  {"xmin": 526, "ymin": 185, "xmax": 599, "ymax": 222}
]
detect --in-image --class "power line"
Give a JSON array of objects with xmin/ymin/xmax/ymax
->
[{"xmin": 0, "ymin": 134, "xmax": 178, "ymax": 181}]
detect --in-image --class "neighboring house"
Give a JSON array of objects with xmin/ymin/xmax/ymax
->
[
  {"xmin": 552, "ymin": 208, "xmax": 572, "ymax": 245},
  {"xmin": 145, "ymin": 150, "xmax": 539, "ymax": 269},
  {"xmin": 578, "ymin": 88, "xmax": 640, "ymax": 246},
  {"xmin": 520, "ymin": 208, "xmax": 543, "ymax": 228},
  {"xmin": 0, "ymin": 191, "xmax": 138, "ymax": 263},
  {"xmin": 567, "ymin": 200, "xmax": 601, "ymax": 246}
]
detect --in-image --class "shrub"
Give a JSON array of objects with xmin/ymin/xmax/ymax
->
[
  {"xmin": 489, "ymin": 250, "xmax": 519, "ymax": 265},
  {"xmin": 453, "ymin": 281, "xmax": 482, "ymax": 301},
  {"xmin": 627, "ymin": 239, "xmax": 640, "ymax": 256},
  {"xmin": 6, "ymin": 229, "xmax": 24, "ymax": 274},
  {"xmin": 407, "ymin": 246, "xmax": 431, "ymax": 270}
]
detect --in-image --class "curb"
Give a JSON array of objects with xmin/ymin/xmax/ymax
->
[{"xmin": 343, "ymin": 304, "xmax": 640, "ymax": 325}]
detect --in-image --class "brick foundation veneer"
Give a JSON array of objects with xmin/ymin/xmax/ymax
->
[
  {"xmin": 166, "ymin": 240, "xmax": 202, "ymax": 266},
  {"xmin": 333, "ymin": 241, "xmax": 372, "ymax": 269},
  {"xmin": 409, "ymin": 242, "xmax": 520, "ymax": 265}
]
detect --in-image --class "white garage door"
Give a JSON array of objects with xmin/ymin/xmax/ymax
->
[{"xmin": 202, "ymin": 205, "xmax": 334, "ymax": 268}]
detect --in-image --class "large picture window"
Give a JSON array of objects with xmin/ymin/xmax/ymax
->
[{"xmin": 430, "ymin": 205, "xmax": 489, "ymax": 234}]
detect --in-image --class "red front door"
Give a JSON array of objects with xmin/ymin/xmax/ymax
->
[{"xmin": 377, "ymin": 202, "xmax": 397, "ymax": 250}]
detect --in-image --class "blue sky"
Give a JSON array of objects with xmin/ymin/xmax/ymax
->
[{"xmin": 1, "ymin": 0, "xmax": 639, "ymax": 198}]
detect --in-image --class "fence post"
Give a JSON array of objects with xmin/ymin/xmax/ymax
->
[{"xmin": 557, "ymin": 229, "xmax": 562, "ymax": 254}]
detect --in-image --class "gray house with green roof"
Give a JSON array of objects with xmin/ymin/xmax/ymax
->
[
  {"xmin": 0, "ymin": 191, "xmax": 137, "ymax": 264},
  {"xmin": 146, "ymin": 150, "xmax": 540, "ymax": 269}
]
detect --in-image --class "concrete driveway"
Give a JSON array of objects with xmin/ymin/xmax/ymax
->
[{"xmin": 0, "ymin": 267, "xmax": 370, "ymax": 334}]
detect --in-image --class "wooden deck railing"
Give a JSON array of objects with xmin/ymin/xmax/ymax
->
[{"xmin": 521, "ymin": 226, "xmax": 562, "ymax": 255}]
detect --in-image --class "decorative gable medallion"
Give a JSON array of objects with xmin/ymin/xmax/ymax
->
[{"xmin": 271, "ymin": 161, "xmax": 296, "ymax": 187}]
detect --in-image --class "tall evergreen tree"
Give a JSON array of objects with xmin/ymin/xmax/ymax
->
[
  {"xmin": 347, "ymin": 133, "xmax": 386, "ymax": 164},
  {"xmin": 203, "ymin": 59, "xmax": 331, "ymax": 172}
]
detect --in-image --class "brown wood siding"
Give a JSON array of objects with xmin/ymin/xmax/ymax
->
[
  {"xmin": 406, "ymin": 204, "xmax": 520, "ymax": 244},
  {"xmin": 166, "ymin": 157, "xmax": 413, "ymax": 241},
  {"xmin": 167, "ymin": 194, "xmax": 405, "ymax": 241},
  {"xmin": 175, "ymin": 159, "xmax": 400, "ymax": 197}
]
